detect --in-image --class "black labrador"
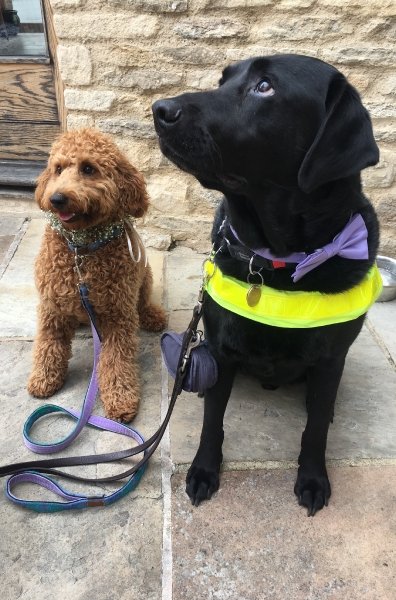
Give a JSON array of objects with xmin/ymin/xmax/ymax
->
[{"xmin": 152, "ymin": 54, "xmax": 380, "ymax": 516}]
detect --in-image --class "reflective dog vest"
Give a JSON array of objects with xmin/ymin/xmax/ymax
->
[{"xmin": 204, "ymin": 261, "xmax": 382, "ymax": 328}]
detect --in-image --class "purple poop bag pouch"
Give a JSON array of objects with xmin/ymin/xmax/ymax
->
[{"xmin": 161, "ymin": 331, "xmax": 218, "ymax": 394}]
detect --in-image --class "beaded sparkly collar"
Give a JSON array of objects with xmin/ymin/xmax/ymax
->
[{"xmin": 45, "ymin": 211, "xmax": 129, "ymax": 253}]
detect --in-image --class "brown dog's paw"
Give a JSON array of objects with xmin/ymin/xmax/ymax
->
[
  {"xmin": 27, "ymin": 372, "xmax": 64, "ymax": 398},
  {"xmin": 105, "ymin": 405, "xmax": 138, "ymax": 423},
  {"xmin": 139, "ymin": 304, "xmax": 168, "ymax": 332},
  {"xmin": 103, "ymin": 396, "xmax": 139, "ymax": 423}
]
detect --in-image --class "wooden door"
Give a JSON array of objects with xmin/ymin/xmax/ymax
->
[{"xmin": 0, "ymin": 0, "xmax": 61, "ymax": 185}]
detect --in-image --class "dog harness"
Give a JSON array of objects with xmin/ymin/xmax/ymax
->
[{"xmin": 204, "ymin": 260, "xmax": 382, "ymax": 328}]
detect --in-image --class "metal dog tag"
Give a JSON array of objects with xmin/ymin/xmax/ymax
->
[
  {"xmin": 246, "ymin": 285, "xmax": 261, "ymax": 307},
  {"xmin": 247, "ymin": 258, "xmax": 264, "ymax": 307}
]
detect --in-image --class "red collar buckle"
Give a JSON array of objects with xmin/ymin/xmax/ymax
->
[{"xmin": 272, "ymin": 260, "xmax": 286, "ymax": 269}]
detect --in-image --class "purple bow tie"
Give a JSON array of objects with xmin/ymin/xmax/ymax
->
[{"xmin": 230, "ymin": 213, "xmax": 369, "ymax": 282}]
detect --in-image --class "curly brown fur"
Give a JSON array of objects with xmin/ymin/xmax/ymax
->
[{"xmin": 28, "ymin": 128, "xmax": 167, "ymax": 422}]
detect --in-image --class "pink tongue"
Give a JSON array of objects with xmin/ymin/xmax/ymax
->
[{"xmin": 59, "ymin": 212, "xmax": 75, "ymax": 221}]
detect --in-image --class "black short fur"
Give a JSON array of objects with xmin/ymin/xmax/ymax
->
[{"xmin": 153, "ymin": 54, "xmax": 380, "ymax": 516}]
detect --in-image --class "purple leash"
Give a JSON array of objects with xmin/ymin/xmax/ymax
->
[
  {"xmin": 23, "ymin": 314, "xmax": 101, "ymax": 454},
  {"xmin": 2, "ymin": 283, "xmax": 148, "ymax": 512}
]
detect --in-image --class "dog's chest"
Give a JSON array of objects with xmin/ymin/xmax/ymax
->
[{"xmin": 37, "ymin": 230, "xmax": 138, "ymax": 318}]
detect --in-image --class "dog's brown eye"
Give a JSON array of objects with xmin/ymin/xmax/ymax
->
[
  {"xmin": 82, "ymin": 164, "xmax": 95, "ymax": 175},
  {"xmin": 255, "ymin": 79, "xmax": 274, "ymax": 96},
  {"xmin": 55, "ymin": 165, "xmax": 62, "ymax": 175}
]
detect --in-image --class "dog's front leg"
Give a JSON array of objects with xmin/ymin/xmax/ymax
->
[
  {"xmin": 295, "ymin": 355, "xmax": 346, "ymax": 516},
  {"xmin": 97, "ymin": 317, "xmax": 141, "ymax": 423},
  {"xmin": 186, "ymin": 361, "xmax": 236, "ymax": 506},
  {"xmin": 28, "ymin": 304, "xmax": 77, "ymax": 397}
]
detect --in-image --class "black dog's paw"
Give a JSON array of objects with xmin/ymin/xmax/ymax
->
[
  {"xmin": 294, "ymin": 468, "xmax": 331, "ymax": 517},
  {"xmin": 186, "ymin": 464, "xmax": 220, "ymax": 507}
]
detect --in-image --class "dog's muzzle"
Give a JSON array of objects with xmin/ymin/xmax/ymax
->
[{"xmin": 152, "ymin": 99, "xmax": 182, "ymax": 130}]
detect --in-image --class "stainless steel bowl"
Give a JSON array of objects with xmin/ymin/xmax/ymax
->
[{"xmin": 376, "ymin": 255, "xmax": 396, "ymax": 302}]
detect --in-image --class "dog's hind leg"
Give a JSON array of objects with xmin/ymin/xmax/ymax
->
[
  {"xmin": 28, "ymin": 305, "xmax": 77, "ymax": 397},
  {"xmin": 294, "ymin": 355, "xmax": 346, "ymax": 516},
  {"xmin": 186, "ymin": 361, "xmax": 236, "ymax": 506},
  {"xmin": 137, "ymin": 265, "xmax": 167, "ymax": 332}
]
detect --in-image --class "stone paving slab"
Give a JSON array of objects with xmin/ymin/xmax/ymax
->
[
  {"xmin": 0, "ymin": 333, "xmax": 162, "ymax": 481},
  {"xmin": 0, "ymin": 195, "xmax": 41, "ymax": 217},
  {"xmin": 0, "ymin": 215, "xmax": 26, "ymax": 238},
  {"xmin": 169, "ymin": 328, "xmax": 396, "ymax": 467},
  {"xmin": 0, "ymin": 215, "xmax": 167, "ymax": 600},
  {"xmin": 0, "ymin": 215, "xmax": 28, "ymax": 277},
  {"xmin": 2, "ymin": 494, "xmax": 162, "ymax": 600},
  {"xmin": 0, "ymin": 218, "xmax": 44, "ymax": 338},
  {"xmin": 0, "ymin": 234, "xmax": 16, "ymax": 262},
  {"xmin": 367, "ymin": 300, "xmax": 396, "ymax": 364},
  {"xmin": 165, "ymin": 248, "xmax": 206, "ymax": 311},
  {"xmin": 166, "ymin": 261, "xmax": 396, "ymax": 467},
  {"xmin": 0, "ymin": 330, "xmax": 164, "ymax": 600},
  {"xmin": 172, "ymin": 466, "xmax": 396, "ymax": 600}
]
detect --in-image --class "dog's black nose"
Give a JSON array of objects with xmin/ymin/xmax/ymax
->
[
  {"xmin": 50, "ymin": 192, "xmax": 68, "ymax": 208},
  {"xmin": 152, "ymin": 99, "xmax": 182, "ymax": 127}
]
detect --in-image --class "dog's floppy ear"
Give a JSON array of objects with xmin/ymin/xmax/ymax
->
[
  {"xmin": 298, "ymin": 75, "xmax": 379, "ymax": 193},
  {"xmin": 35, "ymin": 166, "xmax": 51, "ymax": 209},
  {"xmin": 116, "ymin": 155, "xmax": 149, "ymax": 218}
]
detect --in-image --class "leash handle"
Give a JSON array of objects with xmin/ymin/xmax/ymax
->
[{"xmin": 6, "ymin": 422, "xmax": 147, "ymax": 512}]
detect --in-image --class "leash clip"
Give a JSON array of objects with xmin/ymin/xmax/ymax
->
[
  {"xmin": 180, "ymin": 331, "xmax": 203, "ymax": 374},
  {"xmin": 74, "ymin": 250, "xmax": 85, "ymax": 283}
]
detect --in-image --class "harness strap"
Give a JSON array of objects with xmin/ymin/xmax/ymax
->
[{"xmin": 204, "ymin": 261, "xmax": 382, "ymax": 328}]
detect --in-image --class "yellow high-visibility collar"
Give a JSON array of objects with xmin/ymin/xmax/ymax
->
[{"xmin": 204, "ymin": 261, "xmax": 382, "ymax": 328}]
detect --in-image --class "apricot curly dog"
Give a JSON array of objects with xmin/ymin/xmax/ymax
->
[{"xmin": 28, "ymin": 128, "xmax": 167, "ymax": 422}]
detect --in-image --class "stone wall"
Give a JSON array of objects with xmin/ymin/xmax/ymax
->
[{"xmin": 50, "ymin": 0, "xmax": 396, "ymax": 254}]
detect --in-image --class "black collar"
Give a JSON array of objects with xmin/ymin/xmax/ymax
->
[{"xmin": 218, "ymin": 219, "xmax": 295, "ymax": 272}]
